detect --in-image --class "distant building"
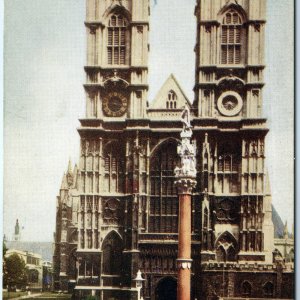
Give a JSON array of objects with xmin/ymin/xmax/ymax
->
[
  {"xmin": 14, "ymin": 219, "xmax": 21, "ymax": 241},
  {"xmin": 6, "ymin": 249, "xmax": 43, "ymax": 290},
  {"xmin": 5, "ymin": 241, "xmax": 53, "ymax": 262}
]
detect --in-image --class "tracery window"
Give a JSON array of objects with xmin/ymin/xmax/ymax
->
[
  {"xmin": 107, "ymin": 14, "xmax": 127, "ymax": 65},
  {"xmin": 166, "ymin": 91, "xmax": 177, "ymax": 109},
  {"xmin": 149, "ymin": 142, "xmax": 179, "ymax": 233},
  {"xmin": 221, "ymin": 9, "xmax": 243, "ymax": 64},
  {"xmin": 217, "ymin": 142, "xmax": 241, "ymax": 193},
  {"xmin": 103, "ymin": 142, "xmax": 125, "ymax": 193}
]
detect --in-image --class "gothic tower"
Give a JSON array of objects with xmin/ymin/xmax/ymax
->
[
  {"xmin": 84, "ymin": 0, "xmax": 149, "ymax": 120},
  {"xmin": 193, "ymin": 0, "xmax": 276, "ymax": 298},
  {"xmin": 76, "ymin": 0, "xmax": 150, "ymax": 298}
]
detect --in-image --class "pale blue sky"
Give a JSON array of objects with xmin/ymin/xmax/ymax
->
[{"xmin": 4, "ymin": 0, "xmax": 294, "ymax": 241}]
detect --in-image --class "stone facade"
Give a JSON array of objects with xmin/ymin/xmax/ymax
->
[{"xmin": 53, "ymin": 0, "xmax": 294, "ymax": 299}]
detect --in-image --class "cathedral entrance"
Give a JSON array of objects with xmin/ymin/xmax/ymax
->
[{"xmin": 155, "ymin": 277, "xmax": 177, "ymax": 300}]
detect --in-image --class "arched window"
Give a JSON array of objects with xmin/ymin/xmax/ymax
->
[
  {"xmin": 166, "ymin": 91, "xmax": 177, "ymax": 109},
  {"xmin": 103, "ymin": 142, "xmax": 125, "ymax": 193},
  {"xmin": 221, "ymin": 9, "xmax": 243, "ymax": 64},
  {"xmin": 216, "ymin": 231, "xmax": 238, "ymax": 262},
  {"xmin": 217, "ymin": 141, "xmax": 241, "ymax": 193},
  {"xmin": 107, "ymin": 14, "xmax": 127, "ymax": 65},
  {"xmin": 241, "ymin": 281, "xmax": 252, "ymax": 297},
  {"xmin": 102, "ymin": 232, "xmax": 123, "ymax": 275},
  {"xmin": 149, "ymin": 142, "xmax": 179, "ymax": 233},
  {"xmin": 263, "ymin": 282, "xmax": 274, "ymax": 298}
]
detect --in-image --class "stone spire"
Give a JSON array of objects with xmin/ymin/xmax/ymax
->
[
  {"xmin": 14, "ymin": 219, "xmax": 21, "ymax": 241},
  {"xmin": 14, "ymin": 219, "xmax": 20, "ymax": 235}
]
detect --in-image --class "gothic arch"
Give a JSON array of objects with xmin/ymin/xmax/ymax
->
[
  {"xmin": 217, "ymin": 2, "xmax": 247, "ymax": 23},
  {"xmin": 101, "ymin": 230, "xmax": 123, "ymax": 275},
  {"xmin": 103, "ymin": 5, "xmax": 131, "ymax": 23},
  {"xmin": 217, "ymin": 76, "xmax": 245, "ymax": 86},
  {"xmin": 155, "ymin": 276, "xmax": 177, "ymax": 300},
  {"xmin": 241, "ymin": 281, "xmax": 252, "ymax": 297},
  {"xmin": 101, "ymin": 229, "xmax": 123, "ymax": 246},
  {"xmin": 215, "ymin": 231, "xmax": 238, "ymax": 262},
  {"xmin": 150, "ymin": 138, "xmax": 180, "ymax": 158}
]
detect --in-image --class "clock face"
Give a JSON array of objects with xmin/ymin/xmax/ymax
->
[
  {"xmin": 217, "ymin": 91, "xmax": 243, "ymax": 117},
  {"xmin": 103, "ymin": 92, "xmax": 128, "ymax": 117}
]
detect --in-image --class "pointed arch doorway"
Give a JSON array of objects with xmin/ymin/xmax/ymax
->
[{"xmin": 155, "ymin": 277, "xmax": 177, "ymax": 300}]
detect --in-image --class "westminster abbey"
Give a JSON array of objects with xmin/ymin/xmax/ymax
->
[{"xmin": 53, "ymin": 0, "xmax": 294, "ymax": 299}]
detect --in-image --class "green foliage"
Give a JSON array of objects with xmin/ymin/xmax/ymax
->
[
  {"xmin": 85, "ymin": 296, "xmax": 97, "ymax": 300},
  {"xmin": 3, "ymin": 253, "xmax": 28, "ymax": 289},
  {"xmin": 3, "ymin": 241, "xmax": 8, "ymax": 257}
]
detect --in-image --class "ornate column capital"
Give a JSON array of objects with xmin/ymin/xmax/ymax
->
[{"xmin": 175, "ymin": 177, "xmax": 197, "ymax": 194}]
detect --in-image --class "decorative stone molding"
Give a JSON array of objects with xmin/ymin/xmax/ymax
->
[
  {"xmin": 175, "ymin": 178, "xmax": 197, "ymax": 195},
  {"xmin": 177, "ymin": 258, "xmax": 193, "ymax": 270}
]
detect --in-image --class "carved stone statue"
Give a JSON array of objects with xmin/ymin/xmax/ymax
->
[
  {"xmin": 175, "ymin": 106, "xmax": 197, "ymax": 180},
  {"xmin": 181, "ymin": 104, "xmax": 192, "ymax": 132}
]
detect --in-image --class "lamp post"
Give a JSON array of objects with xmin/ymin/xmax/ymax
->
[
  {"xmin": 174, "ymin": 105, "xmax": 197, "ymax": 300},
  {"xmin": 133, "ymin": 270, "xmax": 145, "ymax": 300}
]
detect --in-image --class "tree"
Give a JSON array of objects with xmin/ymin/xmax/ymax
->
[
  {"xmin": 3, "ymin": 241, "xmax": 7, "ymax": 257},
  {"xmin": 3, "ymin": 253, "xmax": 28, "ymax": 289}
]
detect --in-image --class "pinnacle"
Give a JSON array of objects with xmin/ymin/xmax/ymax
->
[
  {"xmin": 60, "ymin": 173, "xmax": 68, "ymax": 189},
  {"xmin": 67, "ymin": 158, "xmax": 73, "ymax": 174}
]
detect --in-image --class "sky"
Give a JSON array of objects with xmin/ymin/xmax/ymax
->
[{"xmin": 3, "ymin": 0, "xmax": 294, "ymax": 241}]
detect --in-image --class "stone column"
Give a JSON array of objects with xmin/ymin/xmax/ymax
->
[{"xmin": 174, "ymin": 106, "xmax": 197, "ymax": 300}]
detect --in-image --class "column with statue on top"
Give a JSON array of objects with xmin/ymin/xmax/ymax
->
[{"xmin": 174, "ymin": 105, "xmax": 197, "ymax": 300}]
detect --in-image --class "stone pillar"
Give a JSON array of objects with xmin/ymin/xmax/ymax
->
[
  {"xmin": 176, "ymin": 185, "xmax": 195, "ymax": 300},
  {"xmin": 174, "ymin": 105, "xmax": 197, "ymax": 300}
]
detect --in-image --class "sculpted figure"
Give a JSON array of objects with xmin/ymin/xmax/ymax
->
[{"xmin": 181, "ymin": 104, "xmax": 192, "ymax": 132}]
